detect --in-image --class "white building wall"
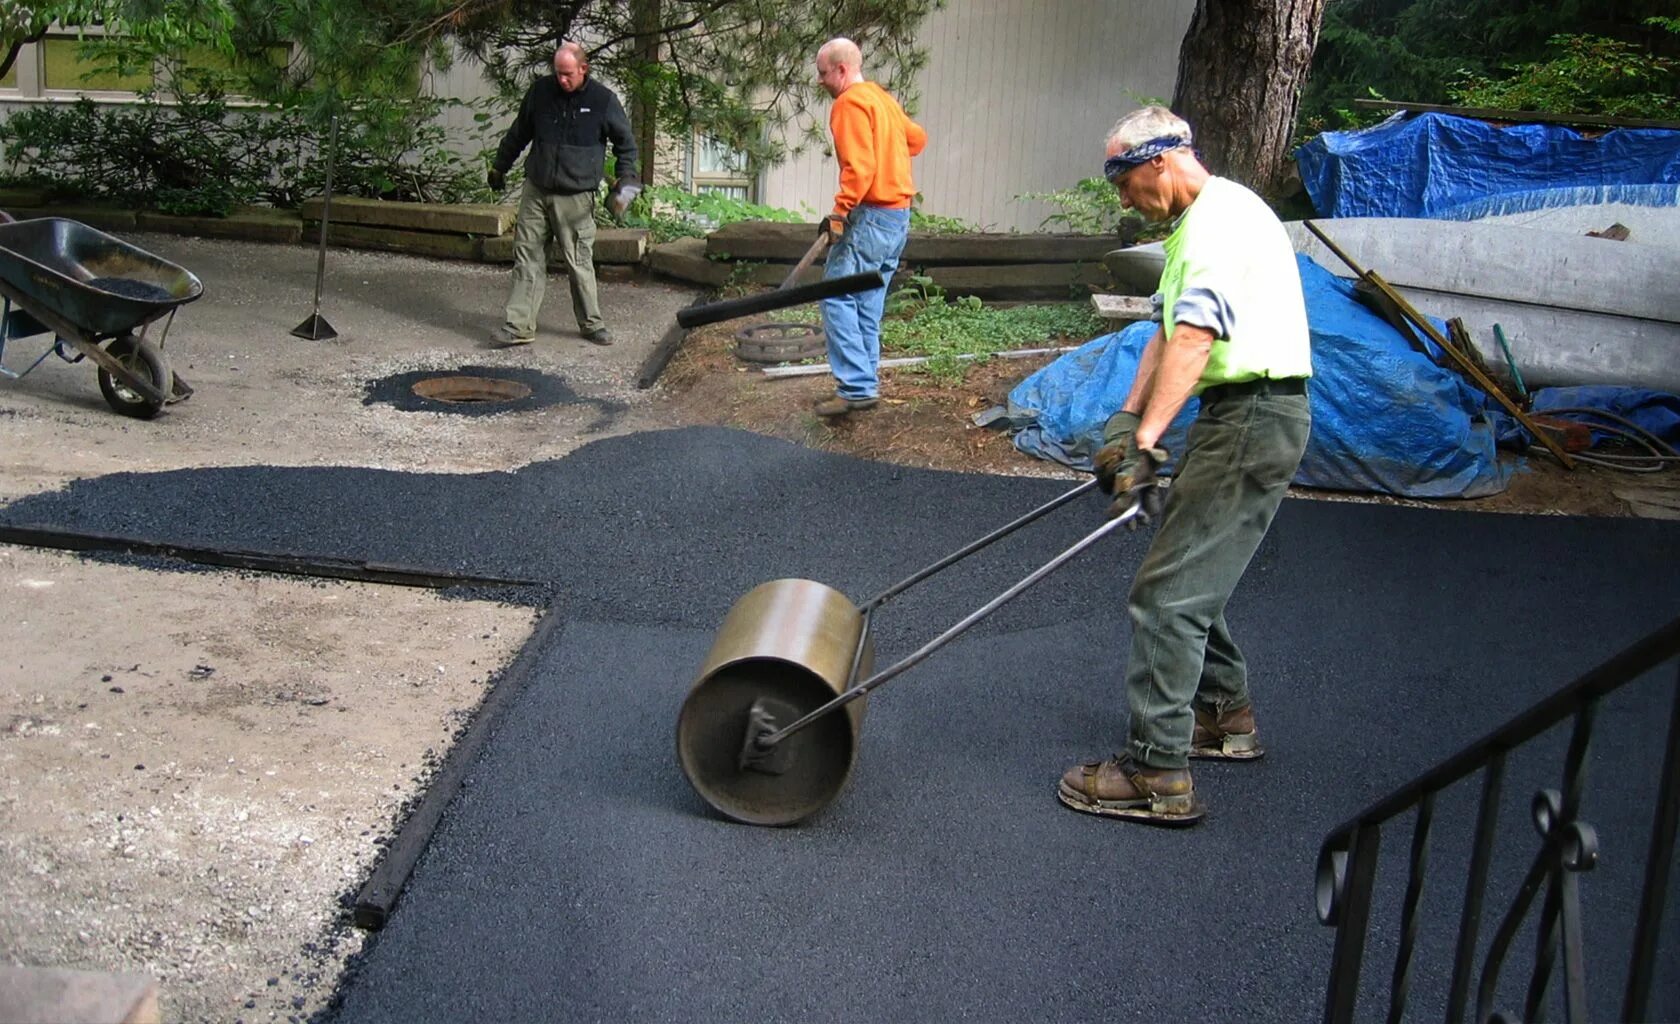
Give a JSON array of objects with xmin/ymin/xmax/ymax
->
[{"xmin": 762, "ymin": 0, "xmax": 1195, "ymax": 232}]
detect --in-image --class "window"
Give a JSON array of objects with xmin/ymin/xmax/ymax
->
[
  {"xmin": 691, "ymin": 134, "xmax": 754, "ymax": 201},
  {"xmin": 0, "ymin": 35, "xmax": 293, "ymax": 101},
  {"xmin": 42, "ymin": 34, "xmax": 153, "ymax": 93}
]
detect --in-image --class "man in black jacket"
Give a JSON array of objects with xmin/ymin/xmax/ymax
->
[{"xmin": 489, "ymin": 42, "xmax": 639, "ymax": 346}]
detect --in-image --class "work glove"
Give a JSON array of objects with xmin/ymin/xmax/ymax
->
[
  {"xmin": 487, "ymin": 167, "xmax": 507, "ymax": 193},
  {"xmin": 606, "ymin": 178, "xmax": 642, "ymax": 220},
  {"xmin": 1093, "ymin": 410, "xmax": 1141, "ymax": 495},
  {"xmin": 1107, "ymin": 444, "xmax": 1169, "ymax": 528},
  {"xmin": 819, "ymin": 213, "xmax": 847, "ymax": 243}
]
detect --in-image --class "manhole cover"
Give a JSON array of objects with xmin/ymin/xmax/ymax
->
[
  {"xmin": 410, "ymin": 375, "xmax": 533, "ymax": 404},
  {"xmin": 734, "ymin": 322, "xmax": 826, "ymax": 364},
  {"xmin": 363, "ymin": 365, "xmax": 627, "ymax": 422}
]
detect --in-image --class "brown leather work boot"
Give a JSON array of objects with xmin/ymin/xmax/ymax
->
[
  {"xmin": 1056, "ymin": 754, "xmax": 1204, "ymax": 826},
  {"xmin": 1191, "ymin": 703, "xmax": 1264, "ymax": 761},
  {"xmin": 813, "ymin": 395, "xmax": 878, "ymax": 418}
]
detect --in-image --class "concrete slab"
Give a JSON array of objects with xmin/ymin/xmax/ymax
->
[
  {"xmin": 301, "ymin": 196, "xmax": 513, "ymax": 237},
  {"xmin": 481, "ymin": 228, "xmax": 648, "ymax": 265},
  {"xmin": 303, "ymin": 222, "xmax": 483, "ymax": 261},
  {"xmin": 137, "ymin": 206, "xmax": 303, "ymax": 244},
  {"xmin": 707, "ymin": 221, "xmax": 1122, "ymax": 264}
]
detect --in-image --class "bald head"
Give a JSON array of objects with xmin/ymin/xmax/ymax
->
[
  {"xmin": 815, "ymin": 37, "xmax": 864, "ymax": 98},
  {"xmin": 553, "ymin": 41, "xmax": 589, "ymax": 92}
]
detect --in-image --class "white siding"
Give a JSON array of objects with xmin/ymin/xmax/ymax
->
[
  {"xmin": 762, "ymin": 0, "xmax": 1196, "ymax": 231},
  {"xmin": 422, "ymin": 45, "xmax": 504, "ymax": 146}
]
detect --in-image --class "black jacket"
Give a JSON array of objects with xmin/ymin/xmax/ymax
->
[{"xmin": 493, "ymin": 76, "xmax": 638, "ymax": 195}]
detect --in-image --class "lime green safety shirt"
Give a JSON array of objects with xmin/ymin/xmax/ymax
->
[{"xmin": 1157, "ymin": 176, "xmax": 1313, "ymax": 393}]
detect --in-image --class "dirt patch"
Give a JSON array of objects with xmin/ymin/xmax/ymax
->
[
  {"xmin": 661, "ymin": 312, "xmax": 1680, "ymax": 517},
  {"xmin": 661, "ymin": 316, "xmax": 1076, "ymax": 479},
  {"xmin": 0, "ymin": 546, "xmax": 535, "ymax": 1023}
]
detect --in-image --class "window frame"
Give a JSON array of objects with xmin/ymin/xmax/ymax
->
[
  {"xmin": 688, "ymin": 132, "xmax": 756, "ymax": 201},
  {"xmin": 0, "ymin": 24, "xmax": 291, "ymax": 105}
]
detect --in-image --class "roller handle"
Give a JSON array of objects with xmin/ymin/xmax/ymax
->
[{"xmin": 756, "ymin": 497, "xmax": 1143, "ymax": 748}]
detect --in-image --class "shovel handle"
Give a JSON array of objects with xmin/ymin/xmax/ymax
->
[{"xmin": 780, "ymin": 233, "xmax": 830, "ymax": 291}]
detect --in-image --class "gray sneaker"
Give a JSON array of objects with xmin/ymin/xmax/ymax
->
[{"xmin": 583, "ymin": 327, "xmax": 613, "ymax": 346}]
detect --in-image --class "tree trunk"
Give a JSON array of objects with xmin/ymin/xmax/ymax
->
[
  {"xmin": 631, "ymin": 0, "xmax": 661, "ymax": 184},
  {"xmin": 1170, "ymin": 0, "xmax": 1327, "ymax": 198}
]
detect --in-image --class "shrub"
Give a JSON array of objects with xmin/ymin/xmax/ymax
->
[{"xmin": 0, "ymin": 91, "xmax": 498, "ymax": 214}]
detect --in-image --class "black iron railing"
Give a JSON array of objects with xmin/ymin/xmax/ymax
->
[{"xmin": 1317, "ymin": 614, "xmax": 1680, "ymax": 1023}]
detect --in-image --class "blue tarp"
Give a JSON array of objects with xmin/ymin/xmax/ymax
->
[
  {"xmin": 1296, "ymin": 112, "xmax": 1680, "ymax": 219},
  {"xmin": 1004, "ymin": 255, "xmax": 1680, "ymax": 499},
  {"xmin": 1505, "ymin": 387, "xmax": 1680, "ymax": 448},
  {"xmin": 1007, "ymin": 255, "xmax": 1513, "ymax": 498}
]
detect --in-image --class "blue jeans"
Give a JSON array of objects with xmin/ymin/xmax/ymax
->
[{"xmin": 820, "ymin": 205, "xmax": 910, "ymax": 401}]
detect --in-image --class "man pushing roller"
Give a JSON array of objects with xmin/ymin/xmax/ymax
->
[{"xmin": 1058, "ymin": 106, "xmax": 1313, "ymax": 827}]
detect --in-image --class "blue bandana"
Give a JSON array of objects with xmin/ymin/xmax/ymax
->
[{"xmin": 1103, "ymin": 135, "xmax": 1186, "ymax": 180}]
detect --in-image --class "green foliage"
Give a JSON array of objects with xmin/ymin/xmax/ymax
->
[
  {"xmin": 1302, "ymin": 0, "xmax": 1680, "ymax": 128},
  {"xmin": 1016, "ymin": 177, "xmax": 1132, "ymax": 236},
  {"xmin": 879, "ymin": 276, "xmax": 1103, "ymax": 383},
  {"xmin": 1450, "ymin": 26, "xmax": 1680, "ymax": 118},
  {"xmin": 0, "ymin": 93, "xmax": 496, "ymax": 213},
  {"xmin": 909, "ymin": 208, "xmax": 974, "ymax": 234},
  {"xmin": 611, "ymin": 184, "xmax": 808, "ymax": 242}
]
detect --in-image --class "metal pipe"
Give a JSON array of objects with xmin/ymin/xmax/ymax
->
[
  {"xmin": 755, "ymin": 499, "xmax": 1139, "ymax": 748},
  {"xmin": 310, "ymin": 115, "xmax": 337, "ymax": 319}
]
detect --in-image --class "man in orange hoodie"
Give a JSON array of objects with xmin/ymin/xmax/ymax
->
[{"xmin": 811, "ymin": 37, "xmax": 927, "ymax": 417}]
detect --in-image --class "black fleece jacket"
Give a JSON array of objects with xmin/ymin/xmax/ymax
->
[{"xmin": 493, "ymin": 75, "xmax": 639, "ymax": 195}]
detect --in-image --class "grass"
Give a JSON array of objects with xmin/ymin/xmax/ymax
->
[
  {"xmin": 881, "ymin": 284, "xmax": 1103, "ymax": 383},
  {"xmin": 767, "ymin": 281, "xmax": 1104, "ymax": 383}
]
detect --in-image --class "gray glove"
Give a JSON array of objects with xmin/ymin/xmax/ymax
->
[{"xmin": 607, "ymin": 179, "xmax": 642, "ymax": 219}]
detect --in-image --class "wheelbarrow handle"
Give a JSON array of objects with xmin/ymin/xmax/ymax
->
[{"xmin": 757, "ymin": 496, "xmax": 1143, "ymax": 748}]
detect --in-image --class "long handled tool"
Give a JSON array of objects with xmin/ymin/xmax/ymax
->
[
  {"xmin": 638, "ymin": 233, "xmax": 876, "ymax": 387},
  {"xmin": 676, "ymin": 478, "xmax": 1143, "ymax": 826},
  {"xmin": 292, "ymin": 115, "xmax": 340, "ymax": 342}
]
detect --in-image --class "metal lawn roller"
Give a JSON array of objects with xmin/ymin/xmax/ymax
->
[
  {"xmin": 0, "ymin": 215, "xmax": 203, "ymax": 419},
  {"xmin": 676, "ymin": 478, "xmax": 1145, "ymax": 826}
]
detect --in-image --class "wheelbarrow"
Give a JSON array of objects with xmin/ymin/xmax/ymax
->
[
  {"xmin": 676, "ymin": 478, "xmax": 1148, "ymax": 826},
  {"xmin": 0, "ymin": 214, "xmax": 203, "ymax": 419}
]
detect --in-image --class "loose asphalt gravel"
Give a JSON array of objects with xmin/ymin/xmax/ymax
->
[{"xmin": 3, "ymin": 426, "xmax": 1677, "ymax": 1022}]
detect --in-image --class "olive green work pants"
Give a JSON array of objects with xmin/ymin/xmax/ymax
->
[
  {"xmin": 502, "ymin": 181, "xmax": 603, "ymax": 337},
  {"xmin": 1124, "ymin": 385, "xmax": 1311, "ymax": 769}
]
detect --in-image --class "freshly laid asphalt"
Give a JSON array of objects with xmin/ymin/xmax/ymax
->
[{"xmin": 3, "ymin": 426, "xmax": 1676, "ymax": 1022}]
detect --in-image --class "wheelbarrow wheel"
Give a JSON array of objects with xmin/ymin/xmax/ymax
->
[{"xmin": 98, "ymin": 333, "xmax": 172, "ymax": 420}]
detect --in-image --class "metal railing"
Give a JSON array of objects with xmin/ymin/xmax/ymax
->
[{"xmin": 1317, "ymin": 614, "xmax": 1680, "ymax": 1023}]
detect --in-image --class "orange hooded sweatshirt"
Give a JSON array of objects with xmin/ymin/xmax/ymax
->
[{"xmin": 829, "ymin": 81, "xmax": 927, "ymax": 218}]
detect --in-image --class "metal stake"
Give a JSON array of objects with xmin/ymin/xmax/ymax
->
[{"xmin": 292, "ymin": 114, "xmax": 340, "ymax": 341}]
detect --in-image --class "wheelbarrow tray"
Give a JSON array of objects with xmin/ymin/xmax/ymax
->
[{"xmin": 0, "ymin": 217, "xmax": 203, "ymax": 339}]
